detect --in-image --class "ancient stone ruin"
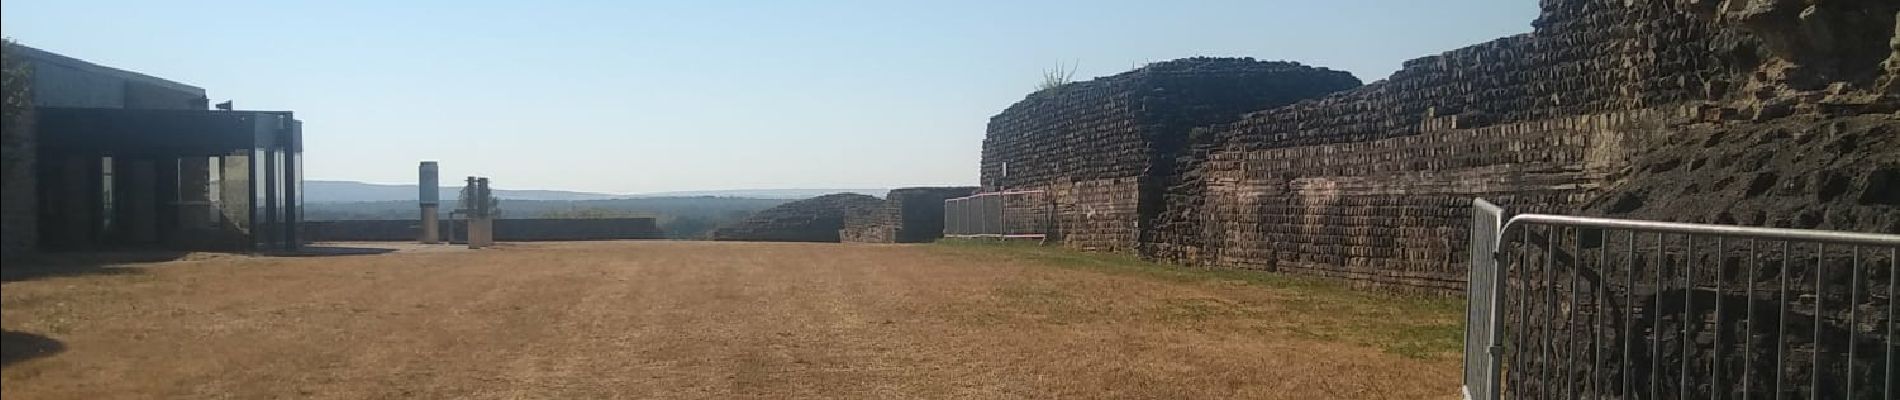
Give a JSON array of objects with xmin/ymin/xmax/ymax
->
[
  {"xmin": 841, "ymin": 186, "xmax": 977, "ymax": 243},
  {"xmin": 984, "ymin": 0, "xmax": 1900, "ymax": 294},
  {"xmin": 982, "ymin": 57, "xmax": 1362, "ymax": 252},
  {"xmin": 718, "ymin": 187, "xmax": 981, "ymax": 244},
  {"xmin": 712, "ymin": 193, "xmax": 883, "ymax": 242},
  {"xmin": 978, "ymin": 3, "xmax": 1899, "ymax": 396}
]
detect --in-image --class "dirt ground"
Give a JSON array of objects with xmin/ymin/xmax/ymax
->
[{"xmin": 2, "ymin": 241, "xmax": 1459, "ymax": 399}]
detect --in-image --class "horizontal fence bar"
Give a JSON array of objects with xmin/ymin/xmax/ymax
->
[
  {"xmin": 1501, "ymin": 214, "xmax": 1900, "ymax": 247},
  {"xmin": 945, "ymin": 189, "xmax": 1046, "ymax": 202},
  {"xmin": 942, "ymin": 191, "xmax": 1052, "ymax": 240},
  {"xmin": 944, "ymin": 234, "xmax": 1046, "ymax": 239},
  {"xmin": 1469, "ymin": 199, "xmax": 1900, "ymax": 400}
]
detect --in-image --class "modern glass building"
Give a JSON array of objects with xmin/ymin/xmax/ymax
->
[
  {"xmin": 35, "ymin": 108, "xmax": 302, "ymax": 251},
  {"xmin": 8, "ymin": 43, "xmax": 303, "ymax": 252}
]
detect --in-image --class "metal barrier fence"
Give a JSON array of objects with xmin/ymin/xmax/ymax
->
[
  {"xmin": 942, "ymin": 190, "xmax": 1051, "ymax": 239},
  {"xmin": 1464, "ymin": 198, "xmax": 1899, "ymax": 400}
]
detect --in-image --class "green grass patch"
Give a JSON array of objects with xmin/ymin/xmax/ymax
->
[{"xmin": 930, "ymin": 239, "xmax": 1466, "ymax": 359}]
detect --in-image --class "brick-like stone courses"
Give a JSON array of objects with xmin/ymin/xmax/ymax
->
[
  {"xmin": 1040, "ymin": 179, "xmax": 1141, "ymax": 251},
  {"xmin": 1150, "ymin": 0, "xmax": 1900, "ymax": 293},
  {"xmin": 841, "ymin": 187, "xmax": 976, "ymax": 243},
  {"xmin": 839, "ymin": 208, "xmax": 895, "ymax": 243},
  {"xmin": 980, "ymin": 57, "xmax": 1360, "ymax": 252},
  {"xmin": 713, "ymin": 193, "xmax": 883, "ymax": 242},
  {"xmin": 1154, "ymin": 107, "xmax": 1692, "ymax": 293},
  {"xmin": 1126, "ymin": 1, "xmax": 1898, "ymax": 396}
]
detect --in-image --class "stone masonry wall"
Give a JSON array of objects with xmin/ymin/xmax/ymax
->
[
  {"xmin": 958, "ymin": 0, "xmax": 1898, "ymax": 396},
  {"xmin": 1149, "ymin": 0, "xmax": 1900, "ymax": 294},
  {"xmin": 714, "ymin": 193, "xmax": 883, "ymax": 243},
  {"xmin": 1155, "ymin": 106, "xmax": 1694, "ymax": 293},
  {"xmin": 1110, "ymin": 1, "xmax": 1899, "ymax": 395},
  {"xmin": 981, "ymin": 57, "xmax": 1361, "ymax": 251},
  {"xmin": 842, "ymin": 186, "xmax": 976, "ymax": 243}
]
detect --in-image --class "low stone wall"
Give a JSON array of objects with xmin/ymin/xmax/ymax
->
[
  {"xmin": 1038, "ymin": 178, "xmax": 1142, "ymax": 251},
  {"xmin": 1155, "ymin": 107, "xmax": 1692, "ymax": 294},
  {"xmin": 303, "ymin": 218, "xmax": 663, "ymax": 242},
  {"xmin": 841, "ymin": 186, "xmax": 975, "ymax": 243},
  {"xmin": 713, "ymin": 193, "xmax": 882, "ymax": 242},
  {"xmin": 982, "ymin": 58, "xmax": 1361, "ymax": 252}
]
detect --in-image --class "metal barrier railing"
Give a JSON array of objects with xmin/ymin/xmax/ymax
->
[
  {"xmin": 942, "ymin": 190, "xmax": 1051, "ymax": 239},
  {"xmin": 1464, "ymin": 199, "xmax": 1506, "ymax": 400},
  {"xmin": 1464, "ymin": 198, "xmax": 1899, "ymax": 400}
]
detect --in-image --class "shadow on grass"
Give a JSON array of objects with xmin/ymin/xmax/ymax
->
[
  {"xmin": 1, "ymin": 330, "xmax": 65, "ymax": 367},
  {"xmin": 2, "ymin": 244, "xmax": 400, "ymax": 282},
  {"xmin": 929, "ymin": 239, "xmax": 1466, "ymax": 359},
  {"xmin": 0, "ymin": 251, "xmax": 182, "ymax": 282},
  {"xmin": 262, "ymin": 245, "xmax": 398, "ymax": 257}
]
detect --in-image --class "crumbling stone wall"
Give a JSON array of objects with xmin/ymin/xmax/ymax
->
[
  {"xmin": 1148, "ymin": 0, "xmax": 1900, "ymax": 294},
  {"xmin": 1581, "ymin": 113, "xmax": 1898, "ymax": 233},
  {"xmin": 1155, "ymin": 107, "xmax": 1698, "ymax": 292},
  {"xmin": 713, "ymin": 193, "xmax": 883, "ymax": 242},
  {"xmin": 841, "ymin": 186, "xmax": 976, "ymax": 243},
  {"xmin": 981, "ymin": 57, "xmax": 1361, "ymax": 252},
  {"xmin": 1083, "ymin": 2, "xmax": 1898, "ymax": 395}
]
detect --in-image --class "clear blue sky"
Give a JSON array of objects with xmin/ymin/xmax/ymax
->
[{"xmin": 3, "ymin": 0, "xmax": 1536, "ymax": 194}]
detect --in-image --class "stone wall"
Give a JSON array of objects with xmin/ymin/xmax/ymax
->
[
  {"xmin": 966, "ymin": 2, "xmax": 1896, "ymax": 395},
  {"xmin": 1145, "ymin": 0, "xmax": 1900, "ymax": 294},
  {"xmin": 1155, "ymin": 106, "xmax": 1694, "ymax": 293},
  {"xmin": 713, "ymin": 193, "xmax": 883, "ymax": 242},
  {"xmin": 303, "ymin": 218, "xmax": 663, "ymax": 242},
  {"xmin": 841, "ymin": 186, "xmax": 976, "ymax": 243},
  {"xmin": 981, "ymin": 57, "xmax": 1361, "ymax": 251}
]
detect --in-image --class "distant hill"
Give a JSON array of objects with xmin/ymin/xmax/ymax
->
[
  {"xmin": 305, "ymin": 180, "xmax": 628, "ymax": 202},
  {"xmin": 632, "ymin": 189, "xmax": 889, "ymax": 199},
  {"xmin": 306, "ymin": 181, "xmax": 890, "ymax": 203},
  {"xmin": 303, "ymin": 196, "xmax": 795, "ymax": 239}
]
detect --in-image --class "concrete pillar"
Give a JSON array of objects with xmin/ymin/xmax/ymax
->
[
  {"xmin": 468, "ymin": 177, "xmax": 494, "ymax": 248},
  {"xmin": 470, "ymin": 216, "xmax": 493, "ymax": 248},
  {"xmin": 420, "ymin": 205, "xmax": 440, "ymax": 244},
  {"xmin": 418, "ymin": 161, "xmax": 440, "ymax": 243}
]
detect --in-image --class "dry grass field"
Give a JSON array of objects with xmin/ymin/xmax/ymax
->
[{"xmin": 2, "ymin": 241, "xmax": 1462, "ymax": 399}]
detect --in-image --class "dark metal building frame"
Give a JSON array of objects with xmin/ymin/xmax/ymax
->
[{"xmin": 35, "ymin": 107, "xmax": 302, "ymax": 251}]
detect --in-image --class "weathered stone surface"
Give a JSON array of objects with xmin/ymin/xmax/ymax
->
[
  {"xmin": 1148, "ymin": 0, "xmax": 1900, "ymax": 295},
  {"xmin": 1580, "ymin": 114, "xmax": 1899, "ymax": 233},
  {"xmin": 981, "ymin": 57, "xmax": 1362, "ymax": 252},
  {"xmin": 957, "ymin": 3, "xmax": 1900, "ymax": 396},
  {"xmin": 713, "ymin": 193, "xmax": 883, "ymax": 242},
  {"xmin": 842, "ymin": 186, "xmax": 976, "ymax": 243},
  {"xmin": 938, "ymin": 2, "xmax": 1897, "ymax": 396}
]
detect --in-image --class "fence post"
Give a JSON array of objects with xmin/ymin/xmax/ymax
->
[{"xmin": 1464, "ymin": 198, "xmax": 1505, "ymax": 400}]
